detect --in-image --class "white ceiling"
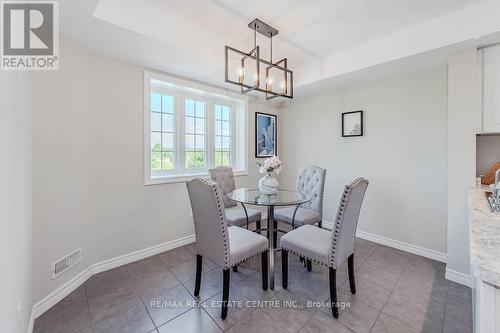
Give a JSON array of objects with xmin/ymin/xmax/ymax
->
[
  {"xmin": 147, "ymin": 0, "xmax": 484, "ymax": 60},
  {"xmin": 59, "ymin": 0, "xmax": 494, "ymax": 91}
]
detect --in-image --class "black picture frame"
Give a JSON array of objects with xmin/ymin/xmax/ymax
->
[
  {"xmin": 255, "ymin": 112, "xmax": 277, "ymax": 158},
  {"xmin": 342, "ymin": 110, "xmax": 363, "ymax": 137}
]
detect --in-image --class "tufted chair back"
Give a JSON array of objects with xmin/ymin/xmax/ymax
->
[
  {"xmin": 186, "ymin": 178, "xmax": 231, "ymax": 269},
  {"xmin": 329, "ymin": 178, "xmax": 368, "ymax": 268},
  {"xmin": 296, "ymin": 166, "xmax": 326, "ymax": 214},
  {"xmin": 209, "ymin": 166, "xmax": 237, "ymax": 208}
]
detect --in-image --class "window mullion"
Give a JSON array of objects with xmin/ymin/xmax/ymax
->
[
  {"xmin": 178, "ymin": 92, "xmax": 186, "ymax": 175},
  {"xmin": 145, "ymin": 79, "xmax": 152, "ymax": 181},
  {"xmin": 231, "ymin": 104, "xmax": 237, "ymax": 169},
  {"xmin": 207, "ymin": 101, "xmax": 214, "ymax": 169}
]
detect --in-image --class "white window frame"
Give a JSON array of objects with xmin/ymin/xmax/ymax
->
[
  {"xmin": 213, "ymin": 100, "xmax": 237, "ymax": 168},
  {"xmin": 144, "ymin": 71, "xmax": 248, "ymax": 185}
]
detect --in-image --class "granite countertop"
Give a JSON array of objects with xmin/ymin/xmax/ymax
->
[{"xmin": 468, "ymin": 185, "xmax": 500, "ymax": 287}]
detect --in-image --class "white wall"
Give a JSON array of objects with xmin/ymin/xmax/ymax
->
[
  {"xmin": 446, "ymin": 48, "xmax": 477, "ymax": 279},
  {"xmin": 0, "ymin": 71, "xmax": 33, "ymax": 333},
  {"xmin": 280, "ymin": 66, "xmax": 448, "ymax": 255},
  {"xmin": 32, "ymin": 38, "xmax": 278, "ymax": 306}
]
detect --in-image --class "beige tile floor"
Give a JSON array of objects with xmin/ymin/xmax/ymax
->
[{"xmin": 33, "ymin": 237, "xmax": 473, "ymax": 333}]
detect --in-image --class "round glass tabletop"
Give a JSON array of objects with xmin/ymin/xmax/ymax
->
[{"xmin": 227, "ymin": 188, "xmax": 311, "ymax": 206}]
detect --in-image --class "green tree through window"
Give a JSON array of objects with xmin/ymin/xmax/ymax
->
[
  {"xmin": 151, "ymin": 92, "xmax": 175, "ymax": 171},
  {"xmin": 214, "ymin": 104, "xmax": 232, "ymax": 167},
  {"xmin": 185, "ymin": 99, "xmax": 206, "ymax": 169}
]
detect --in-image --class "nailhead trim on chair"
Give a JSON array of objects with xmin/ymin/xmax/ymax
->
[
  {"xmin": 229, "ymin": 248, "xmax": 267, "ymax": 268},
  {"xmin": 329, "ymin": 177, "xmax": 367, "ymax": 268},
  {"xmin": 281, "ymin": 246, "xmax": 330, "ymax": 267},
  {"xmin": 276, "ymin": 209, "xmax": 322, "ymax": 226}
]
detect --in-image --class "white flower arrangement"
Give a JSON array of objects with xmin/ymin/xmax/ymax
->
[{"xmin": 257, "ymin": 155, "xmax": 282, "ymax": 175}]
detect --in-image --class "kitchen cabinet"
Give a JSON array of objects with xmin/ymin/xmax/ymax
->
[
  {"xmin": 475, "ymin": 278, "xmax": 500, "ymax": 333},
  {"xmin": 482, "ymin": 44, "xmax": 500, "ymax": 133}
]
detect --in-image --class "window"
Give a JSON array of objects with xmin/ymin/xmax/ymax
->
[
  {"xmin": 185, "ymin": 99, "xmax": 206, "ymax": 169},
  {"xmin": 144, "ymin": 71, "xmax": 247, "ymax": 184},
  {"xmin": 150, "ymin": 92, "xmax": 175, "ymax": 175},
  {"xmin": 214, "ymin": 104, "xmax": 232, "ymax": 167}
]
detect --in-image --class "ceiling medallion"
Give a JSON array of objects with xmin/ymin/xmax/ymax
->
[{"xmin": 225, "ymin": 18, "xmax": 293, "ymax": 100}]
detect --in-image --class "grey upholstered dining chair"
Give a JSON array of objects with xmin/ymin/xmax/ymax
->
[
  {"xmin": 186, "ymin": 178, "xmax": 269, "ymax": 319},
  {"xmin": 280, "ymin": 178, "xmax": 369, "ymax": 318},
  {"xmin": 273, "ymin": 165, "xmax": 326, "ymax": 267},
  {"xmin": 210, "ymin": 166, "xmax": 262, "ymax": 231}
]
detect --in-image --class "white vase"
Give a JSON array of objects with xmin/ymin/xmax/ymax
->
[{"xmin": 258, "ymin": 173, "xmax": 279, "ymax": 195}]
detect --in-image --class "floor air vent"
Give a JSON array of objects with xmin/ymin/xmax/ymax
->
[{"xmin": 51, "ymin": 249, "xmax": 82, "ymax": 279}]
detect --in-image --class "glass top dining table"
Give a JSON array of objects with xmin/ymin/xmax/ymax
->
[{"xmin": 227, "ymin": 188, "xmax": 311, "ymax": 290}]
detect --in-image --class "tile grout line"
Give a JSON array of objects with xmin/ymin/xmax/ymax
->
[
  {"xmin": 149, "ymin": 251, "xmax": 202, "ymax": 330},
  {"xmin": 178, "ymin": 248, "xmax": 262, "ymax": 331},
  {"xmin": 84, "ymin": 285, "xmax": 93, "ymax": 333},
  {"xmin": 296, "ymin": 311, "xmax": 315, "ymax": 333},
  {"xmin": 196, "ymin": 290, "xmax": 227, "ymax": 332},
  {"xmin": 299, "ymin": 242, "xmax": 384, "ymax": 332},
  {"xmin": 255, "ymin": 308, "xmax": 291, "ymax": 333},
  {"xmin": 147, "ymin": 280, "xmax": 195, "ymax": 331},
  {"xmin": 302, "ymin": 242, "xmax": 382, "ymax": 332},
  {"xmin": 123, "ymin": 266, "xmax": 159, "ymax": 331},
  {"xmin": 200, "ymin": 306, "xmax": 223, "ymax": 332},
  {"xmin": 441, "ymin": 282, "xmax": 451, "ymax": 333},
  {"xmin": 367, "ymin": 248, "xmax": 411, "ymax": 333},
  {"xmin": 201, "ymin": 287, "xmax": 259, "ymax": 332},
  {"xmin": 264, "ymin": 289, "xmax": 312, "ymax": 333},
  {"xmin": 125, "ymin": 250, "xmax": 201, "ymax": 331},
  {"xmin": 377, "ymin": 256, "xmax": 434, "ymax": 332},
  {"xmin": 393, "ymin": 256, "xmax": 451, "ymax": 332}
]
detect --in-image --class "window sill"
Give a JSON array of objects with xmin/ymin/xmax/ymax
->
[{"xmin": 144, "ymin": 170, "xmax": 249, "ymax": 185}]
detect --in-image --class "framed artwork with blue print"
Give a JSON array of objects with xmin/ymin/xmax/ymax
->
[{"xmin": 255, "ymin": 112, "xmax": 277, "ymax": 158}]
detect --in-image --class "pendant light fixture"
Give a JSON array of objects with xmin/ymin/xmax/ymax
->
[{"xmin": 225, "ymin": 18, "xmax": 293, "ymax": 100}]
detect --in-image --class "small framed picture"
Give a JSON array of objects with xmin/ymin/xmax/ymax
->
[
  {"xmin": 342, "ymin": 111, "xmax": 363, "ymax": 137},
  {"xmin": 255, "ymin": 112, "xmax": 277, "ymax": 158}
]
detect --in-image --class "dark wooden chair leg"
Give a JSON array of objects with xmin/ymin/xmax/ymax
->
[
  {"xmin": 318, "ymin": 220, "xmax": 322, "ymax": 228},
  {"xmin": 221, "ymin": 269, "xmax": 230, "ymax": 319},
  {"xmin": 233, "ymin": 265, "xmax": 238, "ymax": 272},
  {"xmin": 194, "ymin": 255, "xmax": 203, "ymax": 296},
  {"xmin": 267, "ymin": 220, "xmax": 270, "ymax": 241},
  {"xmin": 273, "ymin": 220, "xmax": 278, "ymax": 249},
  {"xmin": 281, "ymin": 249, "xmax": 288, "ymax": 289},
  {"xmin": 329, "ymin": 267, "xmax": 339, "ymax": 318},
  {"xmin": 306, "ymin": 259, "xmax": 312, "ymax": 272},
  {"xmin": 348, "ymin": 254, "xmax": 356, "ymax": 294},
  {"xmin": 256, "ymin": 220, "xmax": 261, "ymax": 234},
  {"xmin": 261, "ymin": 250, "xmax": 268, "ymax": 290}
]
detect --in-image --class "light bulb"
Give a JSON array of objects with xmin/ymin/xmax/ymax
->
[
  {"xmin": 253, "ymin": 72, "xmax": 259, "ymax": 85},
  {"xmin": 266, "ymin": 76, "xmax": 274, "ymax": 91},
  {"xmin": 235, "ymin": 66, "xmax": 244, "ymax": 84},
  {"xmin": 279, "ymin": 80, "xmax": 286, "ymax": 94}
]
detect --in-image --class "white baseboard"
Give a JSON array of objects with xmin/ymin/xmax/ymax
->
[
  {"xmin": 323, "ymin": 221, "xmax": 472, "ymax": 287},
  {"xmin": 359, "ymin": 230, "xmax": 473, "ymax": 288},
  {"xmin": 29, "ymin": 233, "xmax": 196, "ymax": 331},
  {"xmin": 322, "ymin": 221, "xmax": 447, "ymax": 263},
  {"xmin": 445, "ymin": 268, "xmax": 474, "ymax": 288},
  {"xmin": 356, "ymin": 229, "xmax": 448, "ymax": 263}
]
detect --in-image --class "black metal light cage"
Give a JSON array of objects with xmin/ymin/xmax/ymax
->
[{"xmin": 224, "ymin": 19, "xmax": 293, "ymax": 99}]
